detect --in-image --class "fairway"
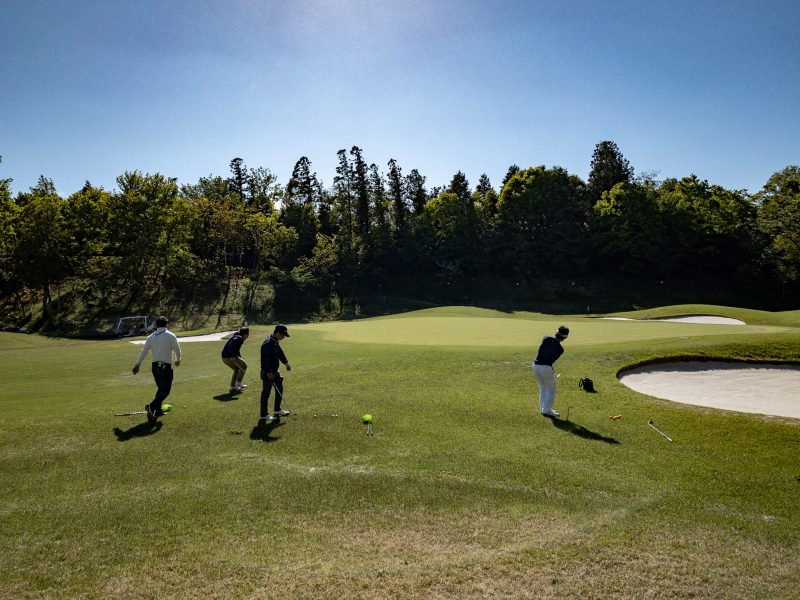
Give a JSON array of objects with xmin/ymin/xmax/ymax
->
[
  {"xmin": 301, "ymin": 306, "xmax": 789, "ymax": 347},
  {"xmin": 1, "ymin": 305, "xmax": 799, "ymax": 599}
]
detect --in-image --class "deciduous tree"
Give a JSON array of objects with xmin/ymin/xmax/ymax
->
[{"xmin": 756, "ymin": 166, "xmax": 800, "ymax": 284}]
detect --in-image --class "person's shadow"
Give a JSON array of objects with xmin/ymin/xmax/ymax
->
[
  {"xmin": 213, "ymin": 391, "xmax": 240, "ymax": 402},
  {"xmin": 549, "ymin": 417, "xmax": 619, "ymax": 444},
  {"xmin": 113, "ymin": 421, "xmax": 163, "ymax": 441},
  {"xmin": 250, "ymin": 419, "xmax": 284, "ymax": 442}
]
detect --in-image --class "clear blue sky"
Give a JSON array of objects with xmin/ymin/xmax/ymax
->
[{"xmin": 2, "ymin": 0, "xmax": 799, "ymax": 197}]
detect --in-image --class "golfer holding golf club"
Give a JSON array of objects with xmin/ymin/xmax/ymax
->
[
  {"xmin": 259, "ymin": 324, "xmax": 292, "ymax": 422},
  {"xmin": 221, "ymin": 326, "xmax": 250, "ymax": 392},
  {"xmin": 131, "ymin": 316, "xmax": 181, "ymax": 422},
  {"xmin": 533, "ymin": 325, "xmax": 569, "ymax": 418}
]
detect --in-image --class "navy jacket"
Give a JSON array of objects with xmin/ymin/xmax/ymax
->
[
  {"xmin": 261, "ymin": 335, "xmax": 288, "ymax": 374},
  {"xmin": 221, "ymin": 333, "xmax": 245, "ymax": 358},
  {"xmin": 534, "ymin": 336, "xmax": 564, "ymax": 366}
]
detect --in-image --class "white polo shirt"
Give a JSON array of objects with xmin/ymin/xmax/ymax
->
[{"xmin": 135, "ymin": 327, "xmax": 182, "ymax": 365}]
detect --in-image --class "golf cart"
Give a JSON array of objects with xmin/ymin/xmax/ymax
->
[{"xmin": 114, "ymin": 316, "xmax": 156, "ymax": 338}]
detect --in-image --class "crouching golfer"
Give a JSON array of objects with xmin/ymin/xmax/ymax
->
[
  {"xmin": 533, "ymin": 325, "xmax": 569, "ymax": 418},
  {"xmin": 260, "ymin": 324, "xmax": 292, "ymax": 422},
  {"xmin": 132, "ymin": 316, "xmax": 181, "ymax": 422},
  {"xmin": 222, "ymin": 326, "xmax": 250, "ymax": 392}
]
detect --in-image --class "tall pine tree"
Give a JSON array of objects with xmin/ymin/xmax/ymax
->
[{"xmin": 588, "ymin": 141, "xmax": 633, "ymax": 202}]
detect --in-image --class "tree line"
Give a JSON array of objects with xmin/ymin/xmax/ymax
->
[{"xmin": 0, "ymin": 142, "xmax": 798, "ymax": 330}]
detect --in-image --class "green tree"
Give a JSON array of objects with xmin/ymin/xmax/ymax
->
[
  {"xmin": 446, "ymin": 171, "xmax": 480, "ymax": 268},
  {"xmin": 496, "ymin": 166, "xmax": 589, "ymax": 277},
  {"xmin": 591, "ymin": 180, "xmax": 665, "ymax": 275},
  {"xmin": 755, "ymin": 166, "xmax": 800, "ymax": 284},
  {"xmin": 106, "ymin": 171, "xmax": 192, "ymax": 292},
  {"xmin": 447, "ymin": 171, "xmax": 471, "ymax": 205},
  {"xmin": 419, "ymin": 191, "xmax": 474, "ymax": 278},
  {"xmin": 350, "ymin": 146, "xmax": 370, "ymax": 237},
  {"xmin": 333, "ymin": 149, "xmax": 356, "ymax": 245},
  {"xmin": 474, "ymin": 173, "xmax": 499, "ymax": 218},
  {"xmin": 247, "ymin": 166, "xmax": 281, "ymax": 213},
  {"xmin": 181, "ymin": 175, "xmax": 234, "ymax": 203},
  {"xmin": 405, "ymin": 168, "xmax": 427, "ymax": 215},
  {"xmin": 291, "ymin": 233, "xmax": 339, "ymax": 304},
  {"xmin": 228, "ymin": 157, "xmax": 247, "ymax": 202},
  {"xmin": 501, "ymin": 164, "xmax": 520, "ymax": 191},
  {"xmin": 588, "ymin": 140, "xmax": 633, "ymax": 202},
  {"xmin": 63, "ymin": 184, "xmax": 112, "ymax": 279},
  {"xmin": 0, "ymin": 174, "xmax": 20, "ymax": 304},
  {"xmin": 387, "ymin": 159, "xmax": 407, "ymax": 235},
  {"xmin": 12, "ymin": 179, "xmax": 71, "ymax": 318},
  {"xmin": 243, "ymin": 211, "xmax": 298, "ymax": 314},
  {"xmin": 657, "ymin": 175, "xmax": 758, "ymax": 276},
  {"xmin": 363, "ymin": 163, "xmax": 392, "ymax": 279},
  {"xmin": 283, "ymin": 157, "xmax": 321, "ymax": 258}
]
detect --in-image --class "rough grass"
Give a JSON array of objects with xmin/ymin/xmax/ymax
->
[{"xmin": 1, "ymin": 304, "xmax": 799, "ymax": 598}]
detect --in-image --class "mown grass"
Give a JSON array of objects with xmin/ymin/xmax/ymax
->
[{"xmin": 1, "ymin": 304, "xmax": 798, "ymax": 599}]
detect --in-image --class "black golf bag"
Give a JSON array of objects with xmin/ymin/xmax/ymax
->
[{"xmin": 578, "ymin": 377, "xmax": 597, "ymax": 393}]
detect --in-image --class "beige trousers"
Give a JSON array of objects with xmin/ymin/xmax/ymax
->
[{"xmin": 222, "ymin": 356, "xmax": 248, "ymax": 387}]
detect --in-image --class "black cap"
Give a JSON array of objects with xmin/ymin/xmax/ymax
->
[
  {"xmin": 275, "ymin": 324, "xmax": 290, "ymax": 337},
  {"xmin": 556, "ymin": 325, "xmax": 569, "ymax": 339}
]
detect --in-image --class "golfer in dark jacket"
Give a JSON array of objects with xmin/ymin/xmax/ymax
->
[
  {"xmin": 260, "ymin": 324, "xmax": 292, "ymax": 421},
  {"xmin": 533, "ymin": 325, "xmax": 569, "ymax": 417},
  {"xmin": 222, "ymin": 327, "xmax": 250, "ymax": 392}
]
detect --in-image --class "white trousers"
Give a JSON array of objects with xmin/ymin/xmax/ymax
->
[{"xmin": 533, "ymin": 363, "xmax": 557, "ymax": 413}]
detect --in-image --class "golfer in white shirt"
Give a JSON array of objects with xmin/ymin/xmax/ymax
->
[{"xmin": 132, "ymin": 316, "xmax": 181, "ymax": 422}]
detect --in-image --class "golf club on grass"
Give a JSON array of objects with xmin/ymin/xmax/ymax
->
[
  {"xmin": 648, "ymin": 420, "xmax": 673, "ymax": 442},
  {"xmin": 115, "ymin": 403, "xmax": 173, "ymax": 417}
]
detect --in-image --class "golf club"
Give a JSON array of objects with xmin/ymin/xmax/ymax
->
[
  {"xmin": 648, "ymin": 420, "xmax": 673, "ymax": 442},
  {"xmin": 114, "ymin": 410, "xmax": 148, "ymax": 416}
]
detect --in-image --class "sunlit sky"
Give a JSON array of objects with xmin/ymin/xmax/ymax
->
[{"xmin": 2, "ymin": 0, "xmax": 798, "ymax": 197}]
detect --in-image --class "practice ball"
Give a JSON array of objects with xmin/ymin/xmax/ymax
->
[
  {"xmin": 162, "ymin": 403, "xmax": 172, "ymax": 413},
  {"xmin": 362, "ymin": 414, "xmax": 373, "ymax": 424}
]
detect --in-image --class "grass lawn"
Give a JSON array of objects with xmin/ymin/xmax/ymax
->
[{"xmin": 1, "ymin": 304, "xmax": 798, "ymax": 599}]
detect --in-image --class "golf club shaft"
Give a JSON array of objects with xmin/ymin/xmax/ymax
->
[
  {"xmin": 248, "ymin": 372, "xmax": 282, "ymax": 396},
  {"xmin": 648, "ymin": 421, "xmax": 673, "ymax": 442}
]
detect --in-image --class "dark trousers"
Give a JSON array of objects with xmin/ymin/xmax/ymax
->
[
  {"xmin": 149, "ymin": 362, "xmax": 174, "ymax": 411},
  {"xmin": 260, "ymin": 371, "xmax": 283, "ymax": 417}
]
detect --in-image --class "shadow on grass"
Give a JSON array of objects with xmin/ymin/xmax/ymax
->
[
  {"xmin": 549, "ymin": 417, "xmax": 619, "ymax": 444},
  {"xmin": 213, "ymin": 391, "xmax": 241, "ymax": 402},
  {"xmin": 113, "ymin": 421, "xmax": 163, "ymax": 441},
  {"xmin": 250, "ymin": 419, "xmax": 284, "ymax": 442}
]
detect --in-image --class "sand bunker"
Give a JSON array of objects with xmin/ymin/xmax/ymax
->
[
  {"xmin": 602, "ymin": 315, "xmax": 745, "ymax": 325},
  {"xmin": 130, "ymin": 331, "xmax": 235, "ymax": 344},
  {"xmin": 620, "ymin": 361, "xmax": 800, "ymax": 419}
]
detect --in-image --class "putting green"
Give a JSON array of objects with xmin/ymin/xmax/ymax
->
[{"xmin": 294, "ymin": 309, "xmax": 787, "ymax": 347}]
